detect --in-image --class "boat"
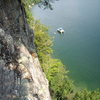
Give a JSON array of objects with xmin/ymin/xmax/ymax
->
[{"xmin": 57, "ymin": 28, "xmax": 64, "ymax": 33}]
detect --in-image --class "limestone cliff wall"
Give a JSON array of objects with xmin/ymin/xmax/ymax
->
[{"xmin": 0, "ymin": 0, "xmax": 51, "ymax": 100}]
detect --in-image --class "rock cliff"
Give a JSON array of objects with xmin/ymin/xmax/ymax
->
[{"xmin": 0, "ymin": 0, "xmax": 51, "ymax": 100}]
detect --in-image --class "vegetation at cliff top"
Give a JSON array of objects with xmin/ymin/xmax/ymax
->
[
  {"xmin": 22, "ymin": 0, "xmax": 100, "ymax": 99},
  {"xmin": 34, "ymin": 20, "xmax": 74, "ymax": 100}
]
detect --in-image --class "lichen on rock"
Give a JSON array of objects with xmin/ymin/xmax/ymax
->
[{"xmin": 0, "ymin": 0, "xmax": 51, "ymax": 100}]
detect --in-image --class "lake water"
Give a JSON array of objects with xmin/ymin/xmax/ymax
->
[{"xmin": 31, "ymin": 0, "xmax": 100, "ymax": 90}]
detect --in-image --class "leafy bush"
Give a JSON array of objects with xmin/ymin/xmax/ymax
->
[{"xmin": 73, "ymin": 89, "xmax": 100, "ymax": 100}]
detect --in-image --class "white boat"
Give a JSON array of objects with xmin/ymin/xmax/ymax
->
[
  {"xmin": 57, "ymin": 28, "xmax": 64, "ymax": 33},
  {"xmin": 32, "ymin": 3, "xmax": 34, "ymax": 6}
]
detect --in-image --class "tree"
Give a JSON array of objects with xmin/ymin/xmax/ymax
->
[{"xmin": 73, "ymin": 89, "xmax": 100, "ymax": 100}]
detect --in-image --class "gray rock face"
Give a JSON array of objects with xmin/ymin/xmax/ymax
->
[{"xmin": 0, "ymin": 0, "xmax": 51, "ymax": 100}]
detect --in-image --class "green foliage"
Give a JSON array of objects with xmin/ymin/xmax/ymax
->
[
  {"xmin": 33, "ymin": 19, "xmax": 74, "ymax": 100},
  {"xmin": 34, "ymin": 21, "xmax": 52, "ymax": 58},
  {"xmin": 22, "ymin": 0, "xmax": 40, "ymax": 5},
  {"xmin": 21, "ymin": 0, "xmax": 34, "ymax": 26},
  {"xmin": 21, "ymin": 0, "xmax": 40, "ymax": 26},
  {"xmin": 73, "ymin": 89, "xmax": 100, "ymax": 100}
]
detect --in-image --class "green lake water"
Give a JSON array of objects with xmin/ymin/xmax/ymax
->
[{"xmin": 31, "ymin": 0, "xmax": 100, "ymax": 90}]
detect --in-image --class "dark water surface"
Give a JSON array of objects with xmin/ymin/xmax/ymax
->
[{"xmin": 31, "ymin": 0, "xmax": 100, "ymax": 90}]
